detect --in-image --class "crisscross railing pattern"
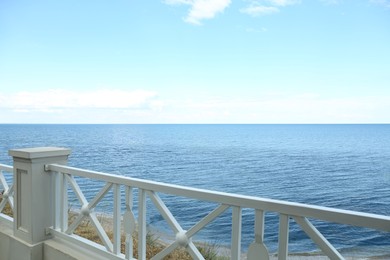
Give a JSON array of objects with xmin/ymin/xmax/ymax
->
[
  {"xmin": 45, "ymin": 163, "xmax": 390, "ymax": 260},
  {"xmin": 0, "ymin": 164, "xmax": 14, "ymax": 222},
  {"xmin": 50, "ymin": 170, "xmax": 124, "ymax": 258},
  {"xmin": 0, "ymin": 161, "xmax": 389, "ymax": 259}
]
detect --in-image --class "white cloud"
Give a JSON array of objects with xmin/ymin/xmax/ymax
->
[
  {"xmin": 319, "ymin": 0, "xmax": 342, "ymax": 5},
  {"xmin": 1, "ymin": 90, "xmax": 389, "ymax": 123},
  {"xmin": 241, "ymin": 0, "xmax": 301, "ymax": 17},
  {"xmin": 240, "ymin": 5, "xmax": 279, "ymax": 16},
  {"xmin": 160, "ymin": 94, "xmax": 390, "ymax": 123},
  {"xmin": 164, "ymin": 0, "xmax": 231, "ymax": 25},
  {"xmin": 0, "ymin": 89, "xmax": 158, "ymax": 111},
  {"xmin": 370, "ymin": 0, "xmax": 390, "ymax": 8},
  {"xmin": 268, "ymin": 0, "xmax": 301, "ymax": 7}
]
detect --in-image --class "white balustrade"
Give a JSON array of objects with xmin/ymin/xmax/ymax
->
[
  {"xmin": 45, "ymin": 163, "xmax": 390, "ymax": 260},
  {"xmin": 1, "ymin": 149, "xmax": 390, "ymax": 260}
]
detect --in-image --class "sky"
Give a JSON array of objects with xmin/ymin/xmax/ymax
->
[{"xmin": 0, "ymin": 0, "xmax": 389, "ymax": 124}]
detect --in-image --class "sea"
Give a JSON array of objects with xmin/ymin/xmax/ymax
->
[{"xmin": 0, "ymin": 124, "xmax": 389, "ymax": 257}]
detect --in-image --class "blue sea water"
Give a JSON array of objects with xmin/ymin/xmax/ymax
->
[{"xmin": 0, "ymin": 124, "xmax": 389, "ymax": 256}]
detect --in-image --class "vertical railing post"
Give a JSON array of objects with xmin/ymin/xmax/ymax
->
[
  {"xmin": 278, "ymin": 214, "xmax": 290, "ymax": 260},
  {"xmin": 231, "ymin": 206, "xmax": 242, "ymax": 260},
  {"xmin": 53, "ymin": 170, "xmax": 61, "ymax": 230},
  {"xmin": 138, "ymin": 188, "xmax": 147, "ymax": 260},
  {"xmin": 113, "ymin": 183, "xmax": 121, "ymax": 255},
  {"xmin": 9, "ymin": 147, "xmax": 70, "ymax": 245},
  {"xmin": 60, "ymin": 172, "xmax": 68, "ymax": 232},
  {"xmin": 125, "ymin": 186, "xmax": 135, "ymax": 260}
]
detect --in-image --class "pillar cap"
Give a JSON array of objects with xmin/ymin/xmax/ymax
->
[{"xmin": 9, "ymin": 147, "xmax": 71, "ymax": 159}]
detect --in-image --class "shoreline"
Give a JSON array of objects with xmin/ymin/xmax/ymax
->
[{"xmin": 147, "ymin": 225, "xmax": 390, "ymax": 260}]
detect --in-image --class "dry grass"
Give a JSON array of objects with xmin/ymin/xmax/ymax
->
[
  {"xmin": 0, "ymin": 200, "xmax": 13, "ymax": 217},
  {"xmin": 69, "ymin": 212, "xmax": 227, "ymax": 260}
]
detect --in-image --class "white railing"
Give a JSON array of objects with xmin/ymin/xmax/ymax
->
[
  {"xmin": 1, "ymin": 160, "xmax": 390, "ymax": 260},
  {"xmin": 0, "ymin": 163, "xmax": 14, "ymax": 224},
  {"xmin": 43, "ymin": 163, "xmax": 390, "ymax": 260}
]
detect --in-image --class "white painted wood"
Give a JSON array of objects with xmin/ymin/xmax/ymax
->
[
  {"xmin": 0, "ymin": 212, "xmax": 13, "ymax": 223},
  {"xmin": 66, "ymin": 211, "xmax": 85, "ymax": 234},
  {"xmin": 255, "ymin": 209, "xmax": 265, "ymax": 243},
  {"xmin": 48, "ymin": 164, "xmax": 390, "ymax": 232},
  {"xmin": 113, "ymin": 184, "xmax": 121, "ymax": 255},
  {"xmin": 293, "ymin": 216, "xmax": 345, "ymax": 259},
  {"xmin": 125, "ymin": 234, "xmax": 132, "ymax": 260},
  {"xmin": 90, "ymin": 212, "xmax": 114, "ymax": 252},
  {"xmin": 9, "ymin": 148, "xmax": 69, "ymax": 244},
  {"xmin": 150, "ymin": 241, "xmax": 179, "ymax": 260},
  {"xmin": 2, "ymin": 157, "xmax": 388, "ymax": 260},
  {"xmin": 7, "ymin": 186, "xmax": 14, "ymax": 210},
  {"xmin": 125, "ymin": 186, "xmax": 133, "ymax": 211},
  {"xmin": 124, "ymin": 186, "xmax": 135, "ymax": 259},
  {"xmin": 88, "ymin": 182, "xmax": 113, "ymax": 210},
  {"xmin": 138, "ymin": 188, "xmax": 147, "ymax": 260},
  {"xmin": 60, "ymin": 173, "xmax": 68, "ymax": 232},
  {"xmin": 0, "ymin": 169, "xmax": 10, "ymax": 190},
  {"xmin": 147, "ymin": 191, "xmax": 183, "ymax": 233},
  {"xmin": 231, "ymin": 206, "xmax": 242, "ymax": 260},
  {"xmin": 186, "ymin": 204, "xmax": 229, "ymax": 238},
  {"xmin": 66, "ymin": 174, "xmax": 88, "ymax": 206},
  {"xmin": 0, "ymin": 164, "xmax": 13, "ymax": 172},
  {"xmin": 187, "ymin": 241, "xmax": 205, "ymax": 260},
  {"xmin": 1, "ymin": 153, "xmax": 390, "ymax": 260},
  {"xmin": 248, "ymin": 209, "xmax": 269, "ymax": 260},
  {"xmin": 247, "ymin": 243, "xmax": 270, "ymax": 260},
  {"xmin": 53, "ymin": 171, "xmax": 61, "ymax": 230},
  {"xmin": 49, "ymin": 228, "xmax": 125, "ymax": 260},
  {"xmin": 0, "ymin": 167, "xmax": 14, "ymax": 213},
  {"xmin": 278, "ymin": 214, "xmax": 289, "ymax": 260}
]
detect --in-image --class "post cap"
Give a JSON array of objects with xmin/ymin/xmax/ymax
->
[{"xmin": 9, "ymin": 147, "xmax": 71, "ymax": 159}]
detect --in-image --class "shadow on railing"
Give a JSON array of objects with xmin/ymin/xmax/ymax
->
[{"xmin": 1, "ymin": 162, "xmax": 390, "ymax": 260}]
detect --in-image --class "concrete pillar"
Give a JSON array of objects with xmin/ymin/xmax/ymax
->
[{"xmin": 9, "ymin": 147, "xmax": 71, "ymax": 245}]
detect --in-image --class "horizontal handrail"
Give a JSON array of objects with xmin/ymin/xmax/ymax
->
[
  {"xmin": 47, "ymin": 163, "xmax": 390, "ymax": 232},
  {"xmin": 0, "ymin": 164, "xmax": 13, "ymax": 172}
]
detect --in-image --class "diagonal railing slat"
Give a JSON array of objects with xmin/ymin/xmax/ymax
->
[
  {"xmin": 147, "ymin": 191, "xmax": 183, "ymax": 234},
  {"xmin": 66, "ymin": 174, "xmax": 89, "ymax": 206},
  {"xmin": 187, "ymin": 241, "xmax": 205, "ymax": 260},
  {"xmin": 293, "ymin": 216, "xmax": 344, "ymax": 259},
  {"xmin": 0, "ymin": 185, "xmax": 14, "ymax": 212},
  {"xmin": 90, "ymin": 212, "xmax": 114, "ymax": 252},
  {"xmin": 66, "ymin": 213, "xmax": 85, "ymax": 235},
  {"xmin": 0, "ymin": 166, "xmax": 14, "ymax": 213},
  {"xmin": 146, "ymin": 190, "xmax": 206, "ymax": 259},
  {"xmin": 186, "ymin": 204, "xmax": 229, "ymax": 238},
  {"xmin": 62, "ymin": 173, "xmax": 115, "ymax": 252},
  {"xmin": 88, "ymin": 182, "xmax": 113, "ymax": 210},
  {"xmin": 150, "ymin": 241, "xmax": 180, "ymax": 260}
]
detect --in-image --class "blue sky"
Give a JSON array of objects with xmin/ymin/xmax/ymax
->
[{"xmin": 0, "ymin": 0, "xmax": 389, "ymax": 123}]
